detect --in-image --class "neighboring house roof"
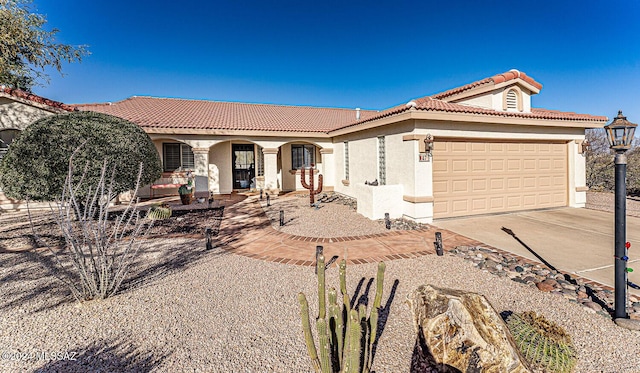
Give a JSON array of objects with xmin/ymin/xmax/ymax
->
[
  {"xmin": 76, "ymin": 97, "xmax": 378, "ymax": 133},
  {"xmin": 0, "ymin": 86, "xmax": 75, "ymax": 112},
  {"xmin": 76, "ymin": 70, "xmax": 607, "ymax": 134}
]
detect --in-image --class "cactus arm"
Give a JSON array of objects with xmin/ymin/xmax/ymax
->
[
  {"xmin": 342, "ymin": 304, "xmax": 352, "ymax": 373},
  {"xmin": 314, "ymin": 174, "xmax": 323, "ymax": 194},
  {"xmin": 339, "ymin": 259, "xmax": 347, "ymax": 296},
  {"xmin": 301, "ymin": 167, "xmax": 311, "ymax": 190},
  {"xmin": 366, "ymin": 306, "xmax": 379, "ymax": 373},
  {"xmin": 298, "ymin": 293, "xmax": 321, "ymax": 373},
  {"xmin": 373, "ymin": 262, "xmax": 386, "ymax": 309},
  {"xmin": 358, "ymin": 304, "xmax": 368, "ymax": 371},
  {"xmin": 317, "ymin": 254, "xmax": 326, "ymax": 320},
  {"xmin": 346, "ymin": 309, "xmax": 361, "ymax": 372},
  {"xmin": 317, "ymin": 318, "xmax": 331, "ymax": 373},
  {"xmin": 333, "ymin": 304, "xmax": 344, "ymax": 369}
]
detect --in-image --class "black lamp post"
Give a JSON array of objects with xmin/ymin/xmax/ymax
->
[{"xmin": 604, "ymin": 111, "xmax": 637, "ymax": 320}]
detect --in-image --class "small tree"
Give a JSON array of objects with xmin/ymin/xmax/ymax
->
[
  {"xmin": 0, "ymin": 0, "xmax": 89, "ymax": 90},
  {"xmin": 0, "ymin": 111, "xmax": 162, "ymax": 201},
  {"xmin": 585, "ymin": 128, "xmax": 640, "ymax": 193}
]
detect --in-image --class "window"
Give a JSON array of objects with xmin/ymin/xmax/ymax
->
[
  {"xmin": 162, "ymin": 143, "xmax": 194, "ymax": 172},
  {"xmin": 291, "ymin": 144, "xmax": 315, "ymax": 169},
  {"xmin": 257, "ymin": 146, "xmax": 264, "ymax": 176},
  {"xmin": 344, "ymin": 141, "xmax": 349, "ymax": 180},
  {"xmin": 378, "ymin": 136, "xmax": 386, "ymax": 185},
  {"xmin": 506, "ymin": 89, "xmax": 518, "ymax": 110},
  {"xmin": 0, "ymin": 129, "xmax": 21, "ymax": 162}
]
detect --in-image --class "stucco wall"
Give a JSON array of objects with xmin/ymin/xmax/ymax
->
[
  {"xmin": 281, "ymin": 142, "xmax": 322, "ymax": 192},
  {"xmin": 0, "ymin": 98, "xmax": 55, "ymax": 131},
  {"xmin": 210, "ymin": 142, "xmax": 232, "ymax": 194}
]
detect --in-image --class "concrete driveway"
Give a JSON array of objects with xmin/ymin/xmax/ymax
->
[{"xmin": 434, "ymin": 207, "xmax": 640, "ymax": 296}]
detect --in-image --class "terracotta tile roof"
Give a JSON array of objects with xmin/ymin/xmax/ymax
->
[
  {"xmin": 431, "ymin": 69, "xmax": 543, "ymax": 100},
  {"xmin": 332, "ymin": 96, "xmax": 608, "ymax": 132},
  {"xmin": 76, "ymin": 96, "xmax": 377, "ymax": 133},
  {"xmin": 76, "ymin": 70, "xmax": 606, "ymax": 134},
  {"xmin": 0, "ymin": 86, "xmax": 75, "ymax": 112}
]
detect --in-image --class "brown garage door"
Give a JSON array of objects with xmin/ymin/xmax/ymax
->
[{"xmin": 432, "ymin": 140, "xmax": 567, "ymax": 219}]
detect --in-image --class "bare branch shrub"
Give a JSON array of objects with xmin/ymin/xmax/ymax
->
[
  {"xmin": 586, "ymin": 128, "xmax": 640, "ymax": 194},
  {"xmin": 29, "ymin": 158, "xmax": 153, "ymax": 301}
]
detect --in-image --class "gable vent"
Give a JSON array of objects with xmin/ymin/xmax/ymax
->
[{"xmin": 506, "ymin": 90, "xmax": 518, "ymax": 110}]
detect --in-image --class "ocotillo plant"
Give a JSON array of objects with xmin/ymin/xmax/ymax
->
[
  {"xmin": 298, "ymin": 256, "xmax": 386, "ymax": 373},
  {"xmin": 301, "ymin": 164, "xmax": 323, "ymax": 206}
]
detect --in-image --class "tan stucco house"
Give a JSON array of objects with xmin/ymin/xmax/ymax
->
[{"xmin": 1, "ymin": 70, "xmax": 608, "ymax": 222}]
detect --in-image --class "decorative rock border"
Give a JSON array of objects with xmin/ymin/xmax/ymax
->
[{"xmin": 449, "ymin": 245, "xmax": 640, "ymax": 320}]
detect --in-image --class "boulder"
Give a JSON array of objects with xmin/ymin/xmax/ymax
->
[{"xmin": 407, "ymin": 285, "xmax": 531, "ymax": 373}]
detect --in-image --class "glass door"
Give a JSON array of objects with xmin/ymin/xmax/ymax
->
[{"xmin": 232, "ymin": 144, "xmax": 255, "ymax": 189}]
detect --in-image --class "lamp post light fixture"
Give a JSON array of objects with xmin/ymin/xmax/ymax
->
[{"xmin": 604, "ymin": 110, "xmax": 637, "ymax": 320}]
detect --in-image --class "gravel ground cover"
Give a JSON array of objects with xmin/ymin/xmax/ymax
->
[
  {"xmin": 1, "ymin": 191, "xmax": 639, "ymax": 371},
  {"xmin": 1, "ymin": 239, "xmax": 639, "ymax": 372},
  {"xmin": 262, "ymin": 192, "xmax": 422, "ymax": 237},
  {"xmin": 586, "ymin": 191, "xmax": 640, "ymax": 217}
]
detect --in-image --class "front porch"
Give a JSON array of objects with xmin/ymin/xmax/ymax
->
[{"xmin": 144, "ymin": 136, "xmax": 334, "ymax": 199}]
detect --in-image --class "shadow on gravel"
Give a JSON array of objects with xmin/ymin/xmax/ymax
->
[
  {"xmin": 0, "ymin": 237, "xmax": 230, "ymax": 313},
  {"xmin": 34, "ymin": 337, "xmax": 170, "ymax": 373},
  {"xmin": 120, "ymin": 238, "xmax": 231, "ymax": 292},
  {"xmin": 0, "ymin": 250, "xmax": 74, "ymax": 313},
  {"xmin": 349, "ymin": 276, "xmax": 400, "ymax": 370}
]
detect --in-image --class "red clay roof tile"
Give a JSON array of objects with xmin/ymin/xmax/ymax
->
[
  {"xmin": 432, "ymin": 69, "xmax": 543, "ymax": 100},
  {"xmin": 1, "ymin": 87, "xmax": 75, "ymax": 112},
  {"xmin": 76, "ymin": 97, "xmax": 377, "ymax": 133},
  {"xmin": 76, "ymin": 70, "xmax": 606, "ymax": 134}
]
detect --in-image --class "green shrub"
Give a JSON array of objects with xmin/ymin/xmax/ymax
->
[{"xmin": 0, "ymin": 111, "xmax": 161, "ymax": 201}]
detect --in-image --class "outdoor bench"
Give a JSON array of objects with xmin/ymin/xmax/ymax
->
[{"xmin": 150, "ymin": 183, "xmax": 183, "ymax": 198}]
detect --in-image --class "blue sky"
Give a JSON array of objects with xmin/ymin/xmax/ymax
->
[{"xmin": 34, "ymin": 0, "xmax": 640, "ymax": 122}]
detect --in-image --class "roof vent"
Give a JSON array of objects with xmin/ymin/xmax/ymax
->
[
  {"xmin": 406, "ymin": 101, "xmax": 417, "ymax": 108},
  {"xmin": 356, "ymin": 108, "xmax": 361, "ymax": 120}
]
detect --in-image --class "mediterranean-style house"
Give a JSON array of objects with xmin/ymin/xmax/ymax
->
[{"xmin": 1, "ymin": 70, "xmax": 607, "ymax": 222}]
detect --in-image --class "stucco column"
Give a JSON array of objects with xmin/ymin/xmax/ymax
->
[
  {"xmin": 192, "ymin": 147, "xmax": 210, "ymax": 198},
  {"xmin": 569, "ymin": 140, "xmax": 588, "ymax": 208},
  {"xmin": 319, "ymin": 148, "xmax": 334, "ymax": 191},
  {"xmin": 262, "ymin": 148, "xmax": 280, "ymax": 195}
]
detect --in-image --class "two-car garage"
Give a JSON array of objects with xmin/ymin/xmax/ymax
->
[{"xmin": 432, "ymin": 140, "xmax": 568, "ymax": 219}]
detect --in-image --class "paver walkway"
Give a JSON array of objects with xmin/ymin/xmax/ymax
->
[{"xmin": 215, "ymin": 195, "xmax": 482, "ymax": 266}]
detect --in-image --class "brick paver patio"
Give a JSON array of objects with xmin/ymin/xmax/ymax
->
[{"xmin": 215, "ymin": 195, "xmax": 484, "ymax": 266}]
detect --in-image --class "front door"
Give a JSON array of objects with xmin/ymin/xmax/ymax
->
[{"xmin": 232, "ymin": 144, "xmax": 255, "ymax": 189}]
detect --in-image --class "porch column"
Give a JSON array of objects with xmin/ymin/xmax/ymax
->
[
  {"xmin": 262, "ymin": 148, "xmax": 280, "ymax": 195},
  {"xmin": 192, "ymin": 147, "xmax": 210, "ymax": 198},
  {"xmin": 319, "ymin": 148, "xmax": 334, "ymax": 191}
]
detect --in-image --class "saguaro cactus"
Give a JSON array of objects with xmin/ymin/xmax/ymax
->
[{"xmin": 301, "ymin": 164, "xmax": 323, "ymax": 206}]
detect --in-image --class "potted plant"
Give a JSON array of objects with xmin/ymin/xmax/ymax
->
[
  {"xmin": 178, "ymin": 173, "xmax": 194, "ymax": 205},
  {"xmin": 178, "ymin": 183, "xmax": 193, "ymax": 205}
]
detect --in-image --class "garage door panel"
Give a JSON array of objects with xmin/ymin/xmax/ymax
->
[
  {"xmin": 433, "ymin": 141, "xmax": 567, "ymax": 218},
  {"xmin": 452, "ymin": 160, "xmax": 468, "ymax": 172},
  {"xmin": 472, "ymin": 179, "xmax": 487, "ymax": 191}
]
